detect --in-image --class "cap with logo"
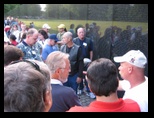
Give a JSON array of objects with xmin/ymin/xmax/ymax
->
[{"xmin": 113, "ymin": 50, "xmax": 147, "ymax": 68}]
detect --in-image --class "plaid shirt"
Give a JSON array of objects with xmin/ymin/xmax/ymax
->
[{"xmin": 17, "ymin": 41, "xmax": 42, "ymax": 61}]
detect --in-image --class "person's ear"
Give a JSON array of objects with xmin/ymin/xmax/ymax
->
[
  {"xmin": 51, "ymin": 69, "xmax": 59, "ymax": 79},
  {"xmin": 128, "ymin": 66, "xmax": 133, "ymax": 74},
  {"xmin": 44, "ymin": 90, "xmax": 52, "ymax": 112}
]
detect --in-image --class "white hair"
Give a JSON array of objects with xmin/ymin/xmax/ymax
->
[{"xmin": 45, "ymin": 51, "xmax": 69, "ymax": 74}]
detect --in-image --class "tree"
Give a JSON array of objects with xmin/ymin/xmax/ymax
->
[{"xmin": 4, "ymin": 4, "xmax": 21, "ymax": 14}]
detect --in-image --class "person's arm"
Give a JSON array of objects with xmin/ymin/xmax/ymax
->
[
  {"xmin": 41, "ymin": 48, "xmax": 48, "ymax": 62},
  {"xmin": 77, "ymin": 46, "xmax": 84, "ymax": 79},
  {"xmin": 89, "ymin": 39, "xmax": 93, "ymax": 61},
  {"xmin": 90, "ymin": 51, "xmax": 93, "ymax": 61}
]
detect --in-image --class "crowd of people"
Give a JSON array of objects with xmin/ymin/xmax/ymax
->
[{"xmin": 4, "ymin": 16, "xmax": 148, "ymax": 112}]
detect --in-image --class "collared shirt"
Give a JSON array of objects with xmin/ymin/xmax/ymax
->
[
  {"xmin": 50, "ymin": 79, "xmax": 63, "ymax": 85},
  {"xmin": 17, "ymin": 41, "xmax": 42, "ymax": 61}
]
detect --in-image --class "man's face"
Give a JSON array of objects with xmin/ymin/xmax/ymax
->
[
  {"xmin": 44, "ymin": 28, "xmax": 49, "ymax": 33},
  {"xmin": 62, "ymin": 35, "xmax": 70, "ymax": 45},
  {"xmin": 29, "ymin": 32, "xmax": 39, "ymax": 46},
  {"xmin": 77, "ymin": 28, "xmax": 85, "ymax": 39},
  {"xmin": 118, "ymin": 62, "xmax": 132, "ymax": 80},
  {"xmin": 59, "ymin": 59, "xmax": 71, "ymax": 83}
]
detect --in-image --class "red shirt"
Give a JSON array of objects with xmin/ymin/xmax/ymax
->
[
  {"xmin": 11, "ymin": 40, "xmax": 18, "ymax": 46},
  {"xmin": 67, "ymin": 98, "xmax": 140, "ymax": 112},
  {"xmin": 4, "ymin": 27, "xmax": 10, "ymax": 32}
]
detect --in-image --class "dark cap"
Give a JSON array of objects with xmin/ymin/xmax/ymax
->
[
  {"xmin": 49, "ymin": 34, "xmax": 59, "ymax": 42},
  {"xmin": 9, "ymin": 34, "xmax": 17, "ymax": 40}
]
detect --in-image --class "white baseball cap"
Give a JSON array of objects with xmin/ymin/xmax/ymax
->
[
  {"xmin": 42, "ymin": 23, "xmax": 51, "ymax": 29},
  {"xmin": 113, "ymin": 50, "xmax": 147, "ymax": 68}
]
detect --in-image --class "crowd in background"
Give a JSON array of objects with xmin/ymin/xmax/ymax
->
[{"xmin": 4, "ymin": 16, "xmax": 148, "ymax": 112}]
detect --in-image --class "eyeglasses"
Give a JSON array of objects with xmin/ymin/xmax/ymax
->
[
  {"xmin": 60, "ymin": 66, "xmax": 71, "ymax": 71},
  {"xmin": 9, "ymin": 59, "xmax": 41, "ymax": 72}
]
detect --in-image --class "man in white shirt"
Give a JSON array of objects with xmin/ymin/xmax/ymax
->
[{"xmin": 114, "ymin": 50, "xmax": 148, "ymax": 112}]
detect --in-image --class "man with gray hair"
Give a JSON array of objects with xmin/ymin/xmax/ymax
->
[
  {"xmin": 4, "ymin": 59, "xmax": 52, "ymax": 112},
  {"xmin": 60, "ymin": 31, "xmax": 84, "ymax": 95},
  {"xmin": 45, "ymin": 51, "xmax": 81, "ymax": 112}
]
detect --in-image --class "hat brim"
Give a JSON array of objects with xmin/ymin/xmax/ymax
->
[
  {"xmin": 58, "ymin": 26, "xmax": 65, "ymax": 29},
  {"xmin": 50, "ymin": 39, "xmax": 59, "ymax": 42},
  {"xmin": 113, "ymin": 57, "xmax": 125, "ymax": 63},
  {"xmin": 47, "ymin": 27, "xmax": 51, "ymax": 29},
  {"xmin": 55, "ymin": 39, "xmax": 59, "ymax": 42}
]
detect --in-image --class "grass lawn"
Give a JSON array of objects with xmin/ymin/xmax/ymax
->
[{"xmin": 19, "ymin": 19, "xmax": 148, "ymax": 37}]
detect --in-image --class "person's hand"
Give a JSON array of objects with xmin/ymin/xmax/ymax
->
[
  {"xmin": 76, "ymin": 77, "xmax": 82, "ymax": 84},
  {"xmin": 83, "ymin": 71, "xmax": 87, "ymax": 75}
]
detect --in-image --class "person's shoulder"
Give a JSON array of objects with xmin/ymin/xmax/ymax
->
[
  {"xmin": 62, "ymin": 86, "xmax": 78, "ymax": 95},
  {"xmin": 122, "ymin": 99, "xmax": 141, "ymax": 112},
  {"xmin": 63, "ymin": 85, "xmax": 75, "ymax": 92},
  {"xmin": 73, "ymin": 37, "xmax": 79, "ymax": 41},
  {"xmin": 66, "ymin": 105, "xmax": 84, "ymax": 112},
  {"xmin": 73, "ymin": 43, "xmax": 80, "ymax": 48},
  {"xmin": 52, "ymin": 85, "xmax": 77, "ymax": 97},
  {"xmin": 57, "ymin": 32, "xmax": 61, "ymax": 35},
  {"xmin": 16, "ymin": 42, "xmax": 24, "ymax": 47},
  {"xmin": 35, "ymin": 41, "xmax": 42, "ymax": 47},
  {"xmin": 85, "ymin": 37, "xmax": 93, "ymax": 43},
  {"xmin": 60, "ymin": 44, "xmax": 66, "ymax": 48}
]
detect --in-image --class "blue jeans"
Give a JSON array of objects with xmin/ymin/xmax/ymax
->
[
  {"xmin": 63, "ymin": 73, "xmax": 79, "ymax": 94},
  {"xmin": 78, "ymin": 78, "xmax": 90, "ymax": 93},
  {"xmin": 84, "ymin": 78, "xmax": 90, "ymax": 92}
]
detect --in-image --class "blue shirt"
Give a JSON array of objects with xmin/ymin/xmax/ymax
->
[{"xmin": 42, "ymin": 44, "xmax": 59, "ymax": 61}]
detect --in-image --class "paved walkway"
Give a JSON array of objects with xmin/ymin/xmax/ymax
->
[{"xmin": 78, "ymin": 90, "xmax": 96, "ymax": 106}]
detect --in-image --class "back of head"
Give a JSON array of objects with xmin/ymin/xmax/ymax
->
[
  {"xmin": 9, "ymin": 34, "xmax": 16, "ymax": 41},
  {"xmin": 27, "ymin": 28, "xmax": 38, "ymax": 37},
  {"xmin": 4, "ymin": 45, "xmax": 24, "ymax": 66},
  {"xmin": 63, "ymin": 31, "xmax": 73, "ymax": 39},
  {"xmin": 38, "ymin": 29, "xmax": 49, "ymax": 39},
  {"xmin": 45, "ymin": 51, "xmax": 69, "ymax": 74},
  {"xmin": 87, "ymin": 58, "xmax": 118, "ymax": 96},
  {"xmin": 70, "ymin": 24, "xmax": 75, "ymax": 29},
  {"xmin": 4, "ymin": 59, "xmax": 51, "ymax": 112}
]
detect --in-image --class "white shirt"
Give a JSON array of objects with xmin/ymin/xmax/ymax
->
[
  {"xmin": 122, "ymin": 76, "xmax": 148, "ymax": 112},
  {"xmin": 50, "ymin": 78, "xmax": 63, "ymax": 85},
  {"xmin": 12, "ymin": 30, "xmax": 20, "ymax": 43}
]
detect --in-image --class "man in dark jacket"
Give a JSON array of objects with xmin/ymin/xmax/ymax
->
[{"xmin": 60, "ymin": 31, "xmax": 84, "ymax": 94}]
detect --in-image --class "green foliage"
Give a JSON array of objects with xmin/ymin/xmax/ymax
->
[
  {"xmin": 4, "ymin": 4, "xmax": 20, "ymax": 14},
  {"xmin": 5, "ymin": 4, "xmax": 148, "ymax": 22},
  {"xmin": 4, "ymin": 4, "xmax": 41, "ymax": 17}
]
